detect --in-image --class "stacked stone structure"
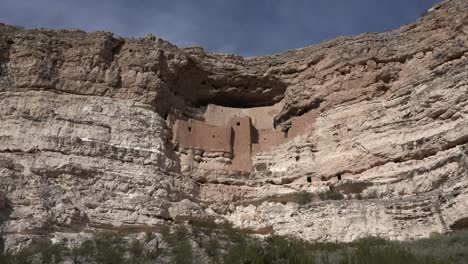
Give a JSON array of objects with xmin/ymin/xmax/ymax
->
[{"xmin": 170, "ymin": 103, "xmax": 315, "ymax": 173}]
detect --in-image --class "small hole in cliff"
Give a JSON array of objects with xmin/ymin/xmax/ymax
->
[
  {"xmin": 295, "ymin": 156, "xmax": 300, "ymax": 162},
  {"xmin": 6, "ymin": 39, "xmax": 14, "ymax": 45},
  {"xmin": 284, "ymin": 127, "xmax": 290, "ymax": 138},
  {"xmin": 129, "ymin": 49, "xmax": 133, "ymax": 53},
  {"xmin": 236, "ymin": 122, "xmax": 240, "ymax": 126},
  {"xmin": 212, "ymin": 135, "xmax": 215, "ymax": 138},
  {"xmin": 337, "ymin": 174, "xmax": 342, "ymax": 180},
  {"xmin": 188, "ymin": 126, "xmax": 192, "ymax": 132},
  {"xmin": 201, "ymin": 80, "xmax": 207, "ymax": 85},
  {"xmin": 306, "ymin": 176, "xmax": 312, "ymax": 183}
]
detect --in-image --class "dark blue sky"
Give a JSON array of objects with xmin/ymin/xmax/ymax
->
[{"xmin": 0, "ymin": 0, "xmax": 441, "ymax": 56}]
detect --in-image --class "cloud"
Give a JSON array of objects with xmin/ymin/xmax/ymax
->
[{"xmin": 0, "ymin": 0, "xmax": 441, "ymax": 56}]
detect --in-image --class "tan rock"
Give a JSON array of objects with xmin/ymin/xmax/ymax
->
[{"xmin": 0, "ymin": 0, "xmax": 467, "ymax": 252}]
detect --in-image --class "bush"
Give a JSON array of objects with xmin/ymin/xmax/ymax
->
[
  {"xmin": 346, "ymin": 238, "xmax": 438, "ymax": 264},
  {"xmin": 143, "ymin": 231, "xmax": 156, "ymax": 243},
  {"xmin": 1, "ymin": 228, "xmax": 467, "ymax": 264},
  {"xmin": 40, "ymin": 242, "xmax": 66, "ymax": 264},
  {"xmin": 319, "ymin": 190, "xmax": 344, "ymax": 201},
  {"xmin": 93, "ymin": 233, "xmax": 126, "ymax": 264},
  {"xmin": 296, "ymin": 191, "xmax": 316, "ymax": 204},
  {"xmin": 162, "ymin": 225, "xmax": 193, "ymax": 264},
  {"xmin": 404, "ymin": 230, "xmax": 468, "ymax": 263}
]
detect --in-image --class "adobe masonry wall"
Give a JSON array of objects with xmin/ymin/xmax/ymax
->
[
  {"xmin": 252, "ymin": 129, "xmax": 287, "ymax": 154},
  {"xmin": 229, "ymin": 116, "xmax": 253, "ymax": 172},
  {"xmin": 170, "ymin": 104, "xmax": 317, "ymax": 173},
  {"xmin": 204, "ymin": 102, "xmax": 283, "ymax": 130},
  {"xmin": 173, "ymin": 119, "xmax": 231, "ymax": 152},
  {"xmin": 172, "ymin": 116, "xmax": 253, "ymax": 172}
]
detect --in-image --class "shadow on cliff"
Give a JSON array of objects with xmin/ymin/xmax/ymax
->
[
  {"xmin": 0, "ymin": 195, "xmax": 12, "ymax": 253},
  {"xmin": 155, "ymin": 49, "xmax": 288, "ymax": 117},
  {"xmin": 450, "ymin": 217, "xmax": 468, "ymax": 231}
]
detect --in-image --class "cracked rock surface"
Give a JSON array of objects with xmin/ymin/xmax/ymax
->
[{"xmin": 1, "ymin": 0, "xmax": 468, "ymax": 252}]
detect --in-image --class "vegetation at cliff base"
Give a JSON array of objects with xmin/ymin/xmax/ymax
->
[{"xmin": 0, "ymin": 224, "xmax": 467, "ymax": 264}]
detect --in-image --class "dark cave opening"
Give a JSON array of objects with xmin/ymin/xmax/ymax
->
[{"xmin": 196, "ymin": 94, "xmax": 284, "ymax": 109}]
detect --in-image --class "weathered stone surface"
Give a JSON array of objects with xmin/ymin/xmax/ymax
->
[{"xmin": 0, "ymin": 0, "xmax": 468, "ymax": 252}]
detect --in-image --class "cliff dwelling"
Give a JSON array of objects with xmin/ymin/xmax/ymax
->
[
  {"xmin": 167, "ymin": 102, "xmax": 317, "ymax": 174},
  {"xmin": 2, "ymin": 0, "xmax": 468, "ymax": 254}
]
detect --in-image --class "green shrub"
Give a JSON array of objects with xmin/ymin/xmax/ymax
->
[
  {"xmin": 143, "ymin": 231, "xmax": 156, "ymax": 243},
  {"xmin": 296, "ymin": 191, "xmax": 316, "ymax": 204},
  {"xmin": 39, "ymin": 242, "xmax": 66, "ymax": 264},
  {"xmin": 202, "ymin": 237, "xmax": 220, "ymax": 258},
  {"xmin": 404, "ymin": 230, "xmax": 468, "ymax": 263},
  {"xmin": 173, "ymin": 239, "xmax": 192, "ymax": 264},
  {"xmin": 1, "ymin": 228, "xmax": 467, "ymax": 264},
  {"xmin": 347, "ymin": 240, "xmax": 445, "ymax": 264},
  {"xmin": 163, "ymin": 226, "xmax": 193, "ymax": 264},
  {"xmin": 319, "ymin": 190, "xmax": 344, "ymax": 201},
  {"xmin": 83, "ymin": 232, "xmax": 130, "ymax": 264}
]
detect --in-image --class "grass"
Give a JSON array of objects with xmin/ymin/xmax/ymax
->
[{"xmin": 0, "ymin": 226, "xmax": 467, "ymax": 264}]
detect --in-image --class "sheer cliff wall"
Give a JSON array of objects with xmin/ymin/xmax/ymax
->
[{"xmin": 1, "ymin": 0, "xmax": 468, "ymax": 252}]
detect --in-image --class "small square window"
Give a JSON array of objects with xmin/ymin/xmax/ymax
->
[
  {"xmin": 188, "ymin": 126, "xmax": 192, "ymax": 132},
  {"xmin": 236, "ymin": 122, "xmax": 240, "ymax": 126}
]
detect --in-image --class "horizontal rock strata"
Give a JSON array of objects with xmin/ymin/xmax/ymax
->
[{"xmin": 0, "ymin": 0, "xmax": 467, "ymax": 252}]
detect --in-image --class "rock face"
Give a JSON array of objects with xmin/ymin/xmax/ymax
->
[{"xmin": 1, "ymin": 0, "xmax": 468, "ymax": 252}]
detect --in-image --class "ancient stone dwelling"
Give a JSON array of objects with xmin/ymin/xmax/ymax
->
[{"xmin": 168, "ymin": 102, "xmax": 316, "ymax": 173}]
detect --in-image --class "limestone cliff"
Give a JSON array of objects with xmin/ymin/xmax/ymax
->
[{"xmin": 1, "ymin": 0, "xmax": 468, "ymax": 252}]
